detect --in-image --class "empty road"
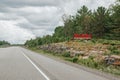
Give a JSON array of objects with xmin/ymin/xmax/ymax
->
[{"xmin": 0, "ymin": 47, "xmax": 118, "ymax": 80}]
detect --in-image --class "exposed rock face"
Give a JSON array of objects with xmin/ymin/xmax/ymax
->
[
  {"xmin": 39, "ymin": 43, "xmax": 67, "ymax": 54},
  {"xmin": 39, "ymin": 41, "xmax": 108, "ymax": 58},
  {"xmin": 38, "ymin": 40, "xmax": 120, "ymax": 65}
]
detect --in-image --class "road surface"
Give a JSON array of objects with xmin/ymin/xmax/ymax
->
[{"xmin": 0, "ymin": 47, "xmax": 118, "ymax": 80}]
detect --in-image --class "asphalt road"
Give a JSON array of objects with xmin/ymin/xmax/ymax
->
[{"xmin": 0, "ymin": 47, "xmax": 118, "ymax": 80}]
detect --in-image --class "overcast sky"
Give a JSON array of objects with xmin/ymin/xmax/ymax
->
[{"xmin": 0, "ymin": 0, "xmax": 115, "ymax": 44}]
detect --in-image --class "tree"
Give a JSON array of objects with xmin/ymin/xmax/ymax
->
[
  {"xmin": 92, "ymin": 7, "xmax": 110, "ymax": 37},
  {"xmin": 76, "ymin": 5, "xmax": 92, "ymax": 34},
  {"xmin": 25, "ymin": 39, "xmax": 37, "ymax": 47},
  {"xmin": 53, "ymin": 26, "xmax": 64, "ymax": 37},
  {"xmin": 111, "ymin": 1, "xmax": 120, "ymax": 26},
  {"xmin": 109, "ymin": 0, "xmax": 120, "ymax": 39},
  {"xmin": 62, "ymin": 15, "xmax": 75, "ymax": 39},
  {"xmin": 36, "ymin": 37, "xmax": 43, "ymax": 45},
  {"xmin": 53, "ymin": 26, "xmax": 65, "ymax": 42}
]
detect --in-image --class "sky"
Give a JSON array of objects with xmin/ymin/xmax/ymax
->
[{"xmin": 0, "ymin": 0, "xmax": 115, "ymax": 44}]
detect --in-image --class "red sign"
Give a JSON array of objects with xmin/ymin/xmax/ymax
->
[{"xmin": 74, "ymin": 34, "xmax": 92, "ymax": 40}]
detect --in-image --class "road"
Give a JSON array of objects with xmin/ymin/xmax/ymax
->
[{"xmin": 0, "ymin": 47, "xmax": 117, "ymax": 80}]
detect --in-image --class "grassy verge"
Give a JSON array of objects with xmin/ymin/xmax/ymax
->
[{"xmin": 27, "ymin": 47, "xmax": 120, "ymax": 76}]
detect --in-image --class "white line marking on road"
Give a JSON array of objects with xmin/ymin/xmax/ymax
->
[{"xmin": 22, "ymin": 52, "xmax": 50, "ymax": 80}]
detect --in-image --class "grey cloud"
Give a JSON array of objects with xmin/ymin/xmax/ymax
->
[
  {"xmin": 0, "ymin": 6, "xmax": 63, "ymax": 27},
  {"xmin": 32, "ymin": 29, "xmax": 53, "ymax": 37},
  {"xmin": 0, "ymin": 0, "xmax": 69, "ymax": 7}
]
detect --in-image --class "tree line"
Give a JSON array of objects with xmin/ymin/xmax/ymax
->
[
  {"xmin": 0, "ymin": 41, "xmax": 10, "ymax": 46},
  {"xmin": 25, "ymin": 0, "xmax": 120, "ymax": 47}
]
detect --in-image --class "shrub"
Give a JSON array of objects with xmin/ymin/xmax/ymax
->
[
  {"xmin": 78, "ymin": 58, "xmax": 100, "ymax": 68},
  {"xmin": 108, "ymin": 45, "xmax": 120, "ymax": 55},
  {"xmin": 91, "ymin": 39, "xmax": 96, "ymax": 43},
  {"xmin": 62, "ymin": 52, "xmax": 70, "ymax": 57},
  {"xmin": 89, "ymin": 56, "xmax": 94, "ymax": 60},
  {"xmin": 102, "ymin": 40, "xmax": 110, "ymax": 44},
  {"xmin": 112, "ymin": 50, "xmax": 120, "ymax": 55},
  {"xmin": 108, "ymin": 46, "xmax": 117, "ymax": 51},
  {"xmin": 72, "ymin": 57, "xmax": 78, "ymax": 63}
]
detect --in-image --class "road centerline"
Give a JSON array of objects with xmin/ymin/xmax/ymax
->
[{"xmin": 22, "ymin": 51, "xmax": 50, "ymax": 80}]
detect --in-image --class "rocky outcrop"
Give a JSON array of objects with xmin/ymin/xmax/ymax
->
[{"xmin": 39, "ymin": 41, "xmax": 109, "ymax": 58}]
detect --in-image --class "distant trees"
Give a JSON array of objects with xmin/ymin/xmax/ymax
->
[
  {"xmin": 25, "ymin": 39, "xmax": 37, "ymax": 47},
  {"xmin": 0, "ymin": 41, "xmax": 10, "ymax": 46},
  {"xmin": 25, "ymin": 0, "xmax": 120, "ymax": 47}
]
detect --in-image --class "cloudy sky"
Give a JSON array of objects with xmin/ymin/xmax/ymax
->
[{"xmin": 0, "ymin": 0, "xmax": 115, "ymax": 44}]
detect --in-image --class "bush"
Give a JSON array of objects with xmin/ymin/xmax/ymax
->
[
  {"xmin": 62, "ymin": 52, "xmax": 70, "ymax": 57},
  {"xmin": 91, "ymin": 39, "xmax": 96, "ymax": 43},
  {"xmin": 102, "ymin": 40, "xmax": 110, "ymax": 44},
  {"xmin": 108, "ymin": 45, "xmax": 120, "ymax": 55},
  {"xmin": 93, "ymin": 61, "xmax": 99, "ymax": 68},
  {"xmin": 78, "ymin": 58, "xmax": 100, "ymax": 68},
  {"xmin": 89, "ymin": 56, "xmax": 94, "ymax": 60},
  {"xmin": 72, "ymin": 57, "xmax": 78, "ymax": 63},
  {"xmin": 112, "ymin": 50, "xmax": 120, "ymax": 55},
  {"xmin": 108, "ymin": 46, "xmax": 117, "ymax": 51}
]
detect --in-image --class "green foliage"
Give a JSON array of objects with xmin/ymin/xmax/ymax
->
[
  {"xmin": 72, "ymin": 57, "xmax": 78, "ymax": 63},
  {"xmin": 53, "ymin": 26, "xmax": 65, "ymax": 38},
  {"xmin": 62, "ymin": 52, "xmax": 70, "ymax": 57},
  {"xmin": 108, "ymin": 45, "xmax": 120, "ymax": 55},
  {"xmin": 108, "ymin": 46, "xmax": 117, "ymax": 51},
  {"xmin": 96, "ymin": 39, "xmax": 120, "ymax": 45},
  {"xmin": 92, "ymin": 7, "xmax": 110, "ymax": 37},
  {"xmin": 76, "ymin": 6, "xmax": 92, "ymax": 34},
  {"xmin": 78, "ymin": 58, "xmax": 100, "ymax": 68},
  {"xmin": 0, "ymin": 41, "xmax": 10, "ymax": 46},
  {"xmin": 112, "ymin": 50, "xmax": 120, "ymax": 55},
  {"xmin": 25, "ymin": 39, "xmax": 38, "ymax": 47}
]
